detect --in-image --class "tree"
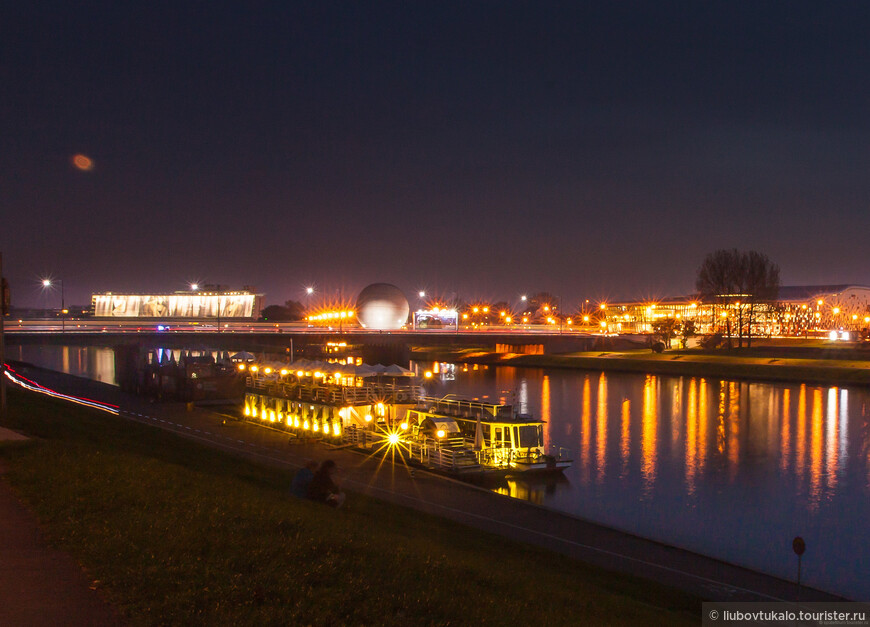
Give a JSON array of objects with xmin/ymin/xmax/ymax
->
[
  {"xmin": 680, "ymin": 319, "xmax": 696, "ymax": 348},
  {"xmin": 527, "ymin": 292, "xmax": 560, "ymax": 323},
  {"xmin": 259, "ymin": 304, "xmax": 295, "ymax": 322},
  {"xmin": 283, "ymin": 300, "xmax": 305, "ymax": 321},
  {"xmin": 740, "ymin": 251, "xmax": 780, "ymax": 347},
  {"xmin": 696, "ymin": 249, "xmax": 780, "ymax": 348},
  {"xmin": 651, "ymin": 318, "xmax": 677, "ymax": 349}
]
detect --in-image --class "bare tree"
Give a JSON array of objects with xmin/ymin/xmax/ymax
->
[
  {"xmin": 696, "ymin": 249, "xmax": 742, "ymax": 345},
  {"xmin": 696, "ymin": 249, "xmax": 780, "ymax": 348},
  {"xmin": 739, "ymin": 251, "xmax": 780, "ymax": 347}
]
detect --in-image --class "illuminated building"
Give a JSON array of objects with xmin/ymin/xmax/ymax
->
[
  {"xmin": 602, "ymin": 285, "xmax": 870, "ymax": 337},
  {"xmin": 91, "ymin": 287, "xmax": 262, "ymax": 318}
]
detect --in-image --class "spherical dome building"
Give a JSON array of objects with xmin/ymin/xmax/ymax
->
[{"xmin": 356, "ymin": 283, "xmax": 410, "ymax": 331}]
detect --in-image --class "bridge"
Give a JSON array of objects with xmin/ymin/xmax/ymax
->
[{"xmin": 5, "ymin": 319, "xmax": 647, "ymax": 366}]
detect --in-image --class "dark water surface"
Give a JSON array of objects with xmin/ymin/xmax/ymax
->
[
  {"xmin": 10, "ymin": 345, "xmax": 868, "ymax": 599},
  {"xmin": 414, "ymin": 361, "xmax": 870, "ymax": 600}
]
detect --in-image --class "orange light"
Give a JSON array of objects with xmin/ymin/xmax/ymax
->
[{"xmin": 71, "ymin": 154, "xmax": 94, "ymax": 171}]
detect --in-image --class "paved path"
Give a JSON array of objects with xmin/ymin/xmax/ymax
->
[
  {"xmin": 0, "ymin": 451, "xmax": 123, "ymax": 626},
  {"xmin": 2, "ymin": 363, "xmax": 848, "ymax": 612}
]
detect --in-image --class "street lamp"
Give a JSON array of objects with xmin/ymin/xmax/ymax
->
[
  {"xmin": 414, "ymin": 291, "xmax": 427, "ymax": 330},
  {"xmin": 43, "ymin": 278, "xmax": 65, "ymax": 334},
  {"xmin": 305, "ymin": 286, "xmax": 314, "ymax": 325}
]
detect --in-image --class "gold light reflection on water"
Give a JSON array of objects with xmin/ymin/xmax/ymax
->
[
  {"xmin": 728, "ymin": 382, "xmax": 740, "ymax": 475},
  {"xmin": 810, "ymin": 389, "xmax": 824, "ymax": 508},
  {"xmin": 581, "ymin": 376, "xmax": 591, "ymax": 478},
  {"xmin": 62, "ymin": 346, "xmax": 70, "ymax": 374},
  {"xmin": 685, "ymin": 378, "xmax": 698, "ymax": 494},
  {"xmin": 541, "ymin": 375, "xmax": 551, "ymax": 450},
  {"xmin": 641, "ymin": 375, "xmax": 658, "ymax": 490},
  {"xmin": 838, "ymin": 389, "xmax": 848, "ymax": 469},
  {"xmin": 596, "ymin": 373, "xmax": 608, "ymax": 482},
  {"xmin": 671, "ymin": 379, "xmax": 682, "ymax": 448},
  {"xmin": 826, "ymin": 388, "xmax": 839, "ymax": 493},
  {"xmin": 780, "ymin": 389, "xmax": 791, "ymax": 472},
  {"xmin": 698, "ymin": 378, "xmax": 708, "ymax": 473},
  {"xmin": 796, "ymin": 385, "xmax": 807, "ymax": 479},
  {"xmin": 493, "ymin": 480, "xmax": 545, "ymax": 504},
  {"xmin": 620, "ymin": 398, "xmax": 631, "ymax": 479},
  {"xmin": 717, "ymin": 382, "xmax": 726, "ymax": 455}
]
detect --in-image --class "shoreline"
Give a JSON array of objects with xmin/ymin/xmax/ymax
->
[
  {"xmin": 411, "ymin": 346, "xmax": 870, "ymax": 387},
  {"xmin": 2, "ymin": 362, "xmax": 848, "ymax": 603}
]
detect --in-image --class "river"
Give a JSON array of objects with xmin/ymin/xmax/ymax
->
[{"xmin": 9, "ymin": 344, "xmax": 869, "ymax": 599}]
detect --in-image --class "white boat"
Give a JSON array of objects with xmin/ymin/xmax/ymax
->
[{"xmin": 407, "ymin": 396, "xmax": 572, "ymax": 475}]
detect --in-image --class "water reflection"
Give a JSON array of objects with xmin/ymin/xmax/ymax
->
[
  {"xmin": 12, "ymin": 344, "xmax": 117, "ymax": 385},
  {"xmin": 641, "ymin": 375, "xmax": 657, "ymax": 495},
  {"xmin": 491, "ymin": 475, "xmax": 570, "ymax": 505},
  {"xmin": 620, "ymin": 398, "xmax": 630, "ymax": 479},
  {"xmin": 426, "ymin": 364, "xmax": 870, "ymax": 599},
  {"xmin": 596, "ymin": 373, "xmax": 607, "ymax": 483},
  {"xmin": 8, "ymin": 345, "xmax": 869, "ymax": 599}
]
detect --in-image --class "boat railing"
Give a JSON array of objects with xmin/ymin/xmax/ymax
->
[
  {"xmin": 418, "ymin": 396, "xmax": 514, "ymax": 420},
  {"xmin": 246, "ymin": 378, "xmax": 422, "ymax": 405},
  {"xmin": 475, "ymin": 446, "xmax": 513, "ymax": 468},
  {"xmin": 406, "ymin": 440, "xmax": 480, "ymax": 473}
]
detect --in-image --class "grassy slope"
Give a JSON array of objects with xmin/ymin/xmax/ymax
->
[{"xmin": 0, "ymin": 388, "xmax": 697, "ymax": 626}]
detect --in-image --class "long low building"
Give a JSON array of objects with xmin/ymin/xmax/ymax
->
[
  {"xmin": 603, "ymin": 284, "xmax": 870, "ymax": 336},
  {"xmin": 91, "ymin": 288, "xmax": 263, "ymax": 319}
]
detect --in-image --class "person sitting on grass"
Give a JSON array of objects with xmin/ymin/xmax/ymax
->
[
  {"xmin": 290, "ymin": 460, "xmax": 318, "ymax": 498},
  {"xmin": 306, "ymin": 459, "xmax": 346, "ymax": 508}
]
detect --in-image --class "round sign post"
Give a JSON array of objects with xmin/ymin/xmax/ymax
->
[{"xmin": 792, "ymin": 537, "xmax": 806, "ymax": 603}]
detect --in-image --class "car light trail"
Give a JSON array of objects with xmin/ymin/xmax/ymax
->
[{"xmin": 3, "ymin": 364, "xmax": 120, "ymax": 415}]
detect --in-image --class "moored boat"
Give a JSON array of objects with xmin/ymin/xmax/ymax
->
[
  {"xmin": 241, "ymin": 358, "xmax": 421, "ymax": 439},
  {"xmin": 406, "ymin": 396, "xmax": 572, "ymax": 475}
]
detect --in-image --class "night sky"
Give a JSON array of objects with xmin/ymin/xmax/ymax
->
[{"xmin": 3, "ymin": 2, "xmax": 869, "ymax": 309}]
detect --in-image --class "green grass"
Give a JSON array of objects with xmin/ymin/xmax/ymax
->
[{"xmin": 1, "ymin": 387, "xmax": 698, "ymax": 625}]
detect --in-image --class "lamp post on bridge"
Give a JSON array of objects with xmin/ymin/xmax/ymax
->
[
  {"xmin": 42, "ymin": 278, "xmax": 65, "ymax": 334},
  {"xmin": 305, "ymin": 286, "xmax": 314, "ymax": 328}
]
